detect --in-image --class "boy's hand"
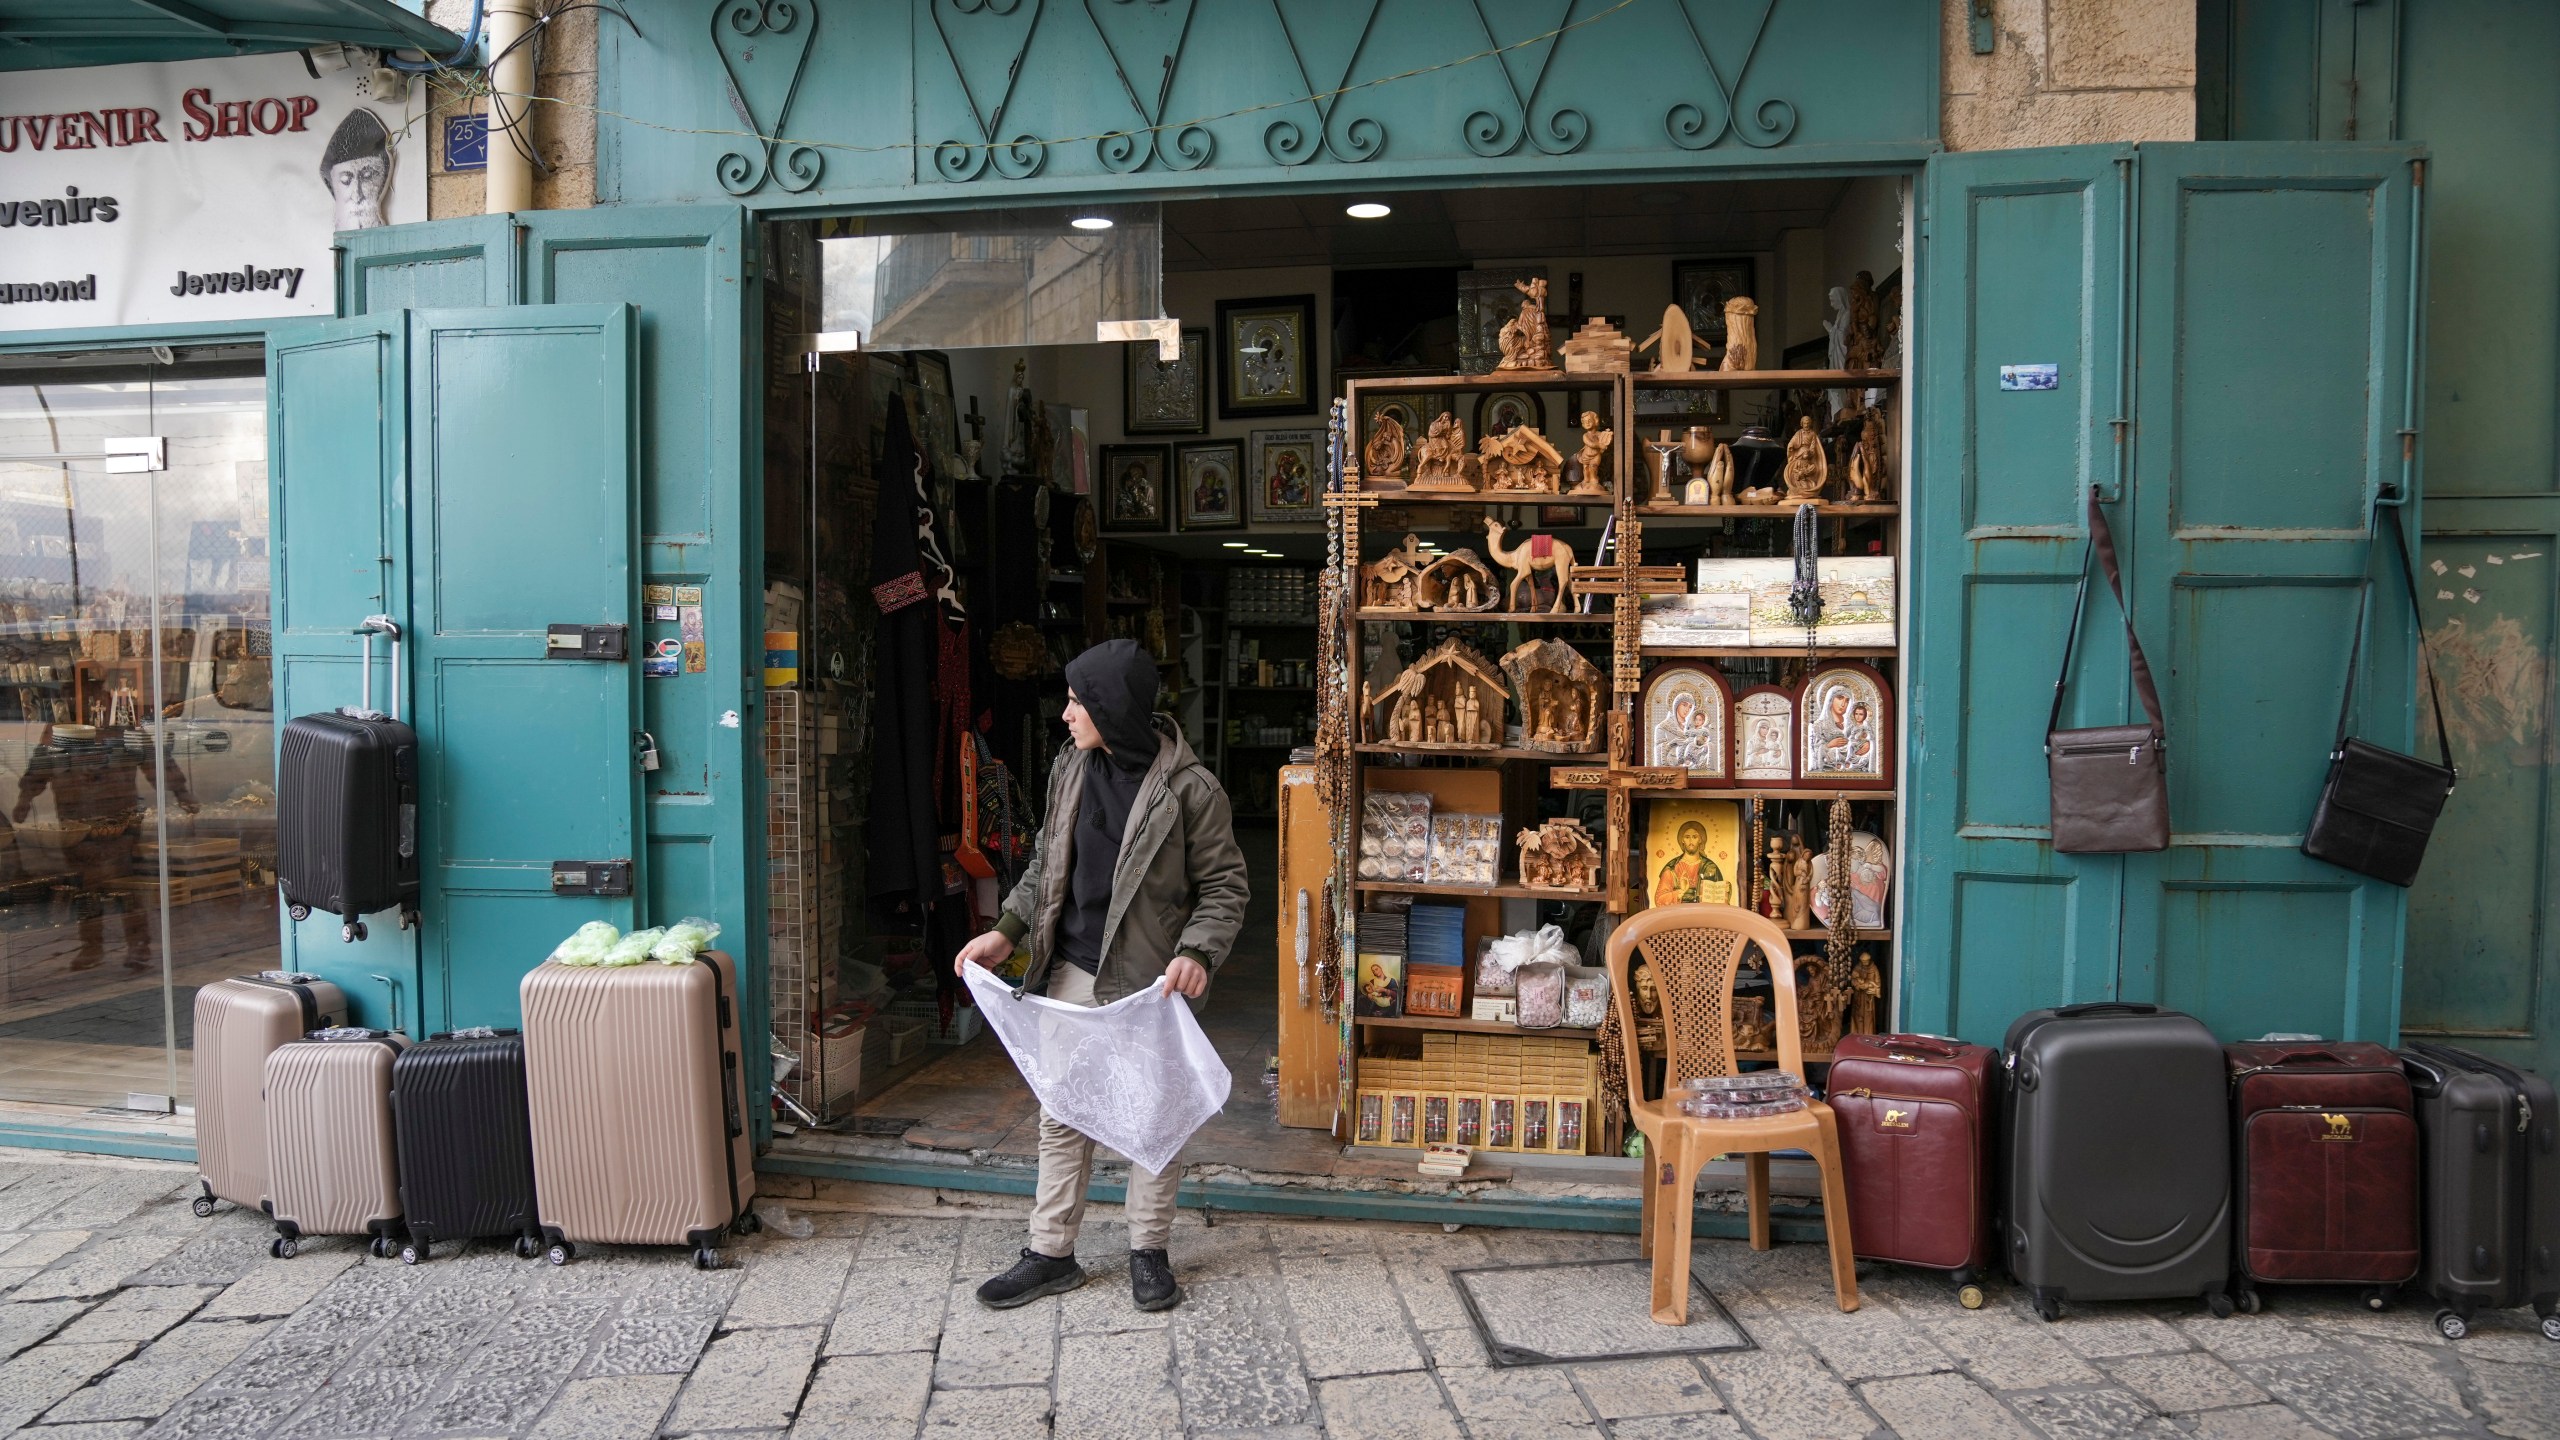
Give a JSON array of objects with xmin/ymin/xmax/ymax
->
[
  {"xmin": 954, "ymin": 929, "xmax": 1014, "ymax": 977},
  {"xmin": 1160, "ymin": 955, "xmax": 1209, "ymax": 999}
]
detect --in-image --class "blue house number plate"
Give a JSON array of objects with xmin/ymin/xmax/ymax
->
[{"xmin": 2000, "ymin": 363, "xmax": 2059, "ymax": 391}]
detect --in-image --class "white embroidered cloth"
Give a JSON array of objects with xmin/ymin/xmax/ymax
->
[{"xmin": 962, "ymin": 963, "xmax": 1232, "ymax": 1175}]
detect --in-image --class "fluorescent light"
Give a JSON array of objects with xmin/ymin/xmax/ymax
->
[
  {"xmin": 1221, "ymin": 541, "xmax": 1249, "ymax": 548},
  {"xmin": 1345, "ymin": 201, "xmax": 1392, "ymax": 220},
  {"xmin": 1069, "ymin": 215, "xmax": 1114, "ymax": 231}
]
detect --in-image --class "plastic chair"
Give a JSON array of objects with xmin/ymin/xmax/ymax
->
[{"xmin": 1608, "ymin": 903, "xmax": 1859, "ymax": 1322}]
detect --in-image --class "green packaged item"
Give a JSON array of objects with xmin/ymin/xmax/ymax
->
[
  {"xmin": 599, "ymin": 927, "xmax": 666, "ymax": 968},
  {"xmin": 548, "ymin": 921, "xmax": 620, "ymax": 967},
  {"xmin": 651, "ymin": 916, "xmax": 721, "ymax": 964}
]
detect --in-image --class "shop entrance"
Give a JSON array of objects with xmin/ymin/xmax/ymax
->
[{"xmin": 757, "ymin": 174, "xmax": 1910, "ymax": 1188}]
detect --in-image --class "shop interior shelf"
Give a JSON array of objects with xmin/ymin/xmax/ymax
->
[
  {"xmin": 1639, "ymin": 645, "xmax": 1898, "ymax": 658},
  {"xmin": 1357, "ymin": 743, "xmax": 1606, "ymax": 763},
  {"xmin": 1348, "ymin": 371, "xmax": 1624, "ymax": 394},
  {"xmin": 1638, "ymin": 368, "xmax": 1901, "ymax": 388},
  {"xmin": 1665, "ymin": 786, "xmax": 1898, "ymax": 802},
  {"xmin": 1355, "ymin": 1013, "xmax": 1601, "ymax": 1039},
  {"xmin": 1355, "ymin": 610, "xmax": 1614, "ymax": 624},
  {"xmin": 1636, "ymin": 502, "xmax": 1899, "ymax": 518},
  {"xmin": 1780, "ymin": 927, "xmax": 1892, "ymax": 940},
  {"xmin": 1353, "ymin": 878, "xmax": 1600, "ymax": 900},
  {"xmin": 1347, "ymin": 484, "xmax": 1617, "ymax": 507}
]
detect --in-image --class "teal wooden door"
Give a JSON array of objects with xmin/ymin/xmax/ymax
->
[
  {"xmin": 1905, "ymin": 145, "xmax": 2137, "ymax": 1040},
  {"xmin": 269, "ymin": 305, "xmax": 643, "ymax": 1034},
  {"xmin": 267, "ymin": 314, "xmax": 420, "ymax": 1030},
  {"xmin": 1912, "ymin": 142, "xmax": 2425, "ymax": 1046},
  {"xmin": 2120, "ymin": 144, "xmax": 2423, "ymax": 1044},
  {"xmin": 405, "ymin": 306, "xmax": 643, "ymax": 1032}
]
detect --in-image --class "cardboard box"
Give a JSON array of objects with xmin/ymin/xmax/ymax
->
[
  {"xmin": 1419, "ymin": 1093, "xmax": 1454, "ymax": 1148},
  {"xmin": 1404, "ymin": 965, "xmax": 1464, "ymax": 1017},
  {"xmin": 1519, "ymin": 1096, "xmax": 1555, "ymax": 1152},
  {"xmin": 1485, "ymin": 1095, "xmax": 1519, "ymax": 1151},
  {"xmin": 1353, "ymin": 1090, "xmax": 1387, "ymax": 1146},
  {"xmin": 1451, "ymin": 1094, "xmax": 1487, "ymax": 1149},
  {"xmin": 1387, "ymin": 1092, "xmax": 1421, "ymax": 1148}
]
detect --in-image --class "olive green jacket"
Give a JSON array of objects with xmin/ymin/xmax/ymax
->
[{"xmin": 994, "ymin": 718, "xmax": 1250, "ymax": 1006}]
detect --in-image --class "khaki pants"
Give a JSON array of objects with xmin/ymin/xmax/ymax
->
[{"xmin": 1027, "ymin": 963, "xmax": 1184, "ymax": 1256}]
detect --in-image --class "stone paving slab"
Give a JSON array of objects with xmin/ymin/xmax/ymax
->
[{"xmin": 0, "ymin": 1153, "xmax": 2546, "ymax": 1437}]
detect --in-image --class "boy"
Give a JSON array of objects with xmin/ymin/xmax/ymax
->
[{"xmin": 955, "ymin": 639, "xmax": 1249, "ymax": 1312}]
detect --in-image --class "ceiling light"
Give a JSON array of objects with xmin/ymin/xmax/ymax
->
[
  {"xmin": 1345, "ymin": 201, "xmax": 1392, "ymax": 220},
  {"xmin": 1221, "ymin": 541, "xmax": 1249, "ymax": 548},
  {"xmin": 1069, "ymin": 215, "xmax": 1113, "ymax": 231}
]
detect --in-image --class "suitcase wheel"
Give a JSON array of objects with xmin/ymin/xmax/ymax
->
[
  {"xmin": 547, "ymin": 1242, "xmax": 574, "ymax": 1267},
  {"xmin": 515, "ymin": 1235, "xmax": 543, "ymax": 1260},
  {"xmin": 288, "ymin": 904, "xmax": 311, "ymax": 922},
  {"xmin": 270, "ymin": 1236, "xmax": 297, "ymax": 1260},
  {"xmin": 2435, "ymin": 1310, "xmax": 2470, "ymax": 1341},
  {"xmin": 1956, "ymin": 1284, "xmax": 1985, "ymax": 1311},
  {"xmin": 367, "ymin": 1236, "xmax": 396, "ymax": 1260},
  {"xmin": 2541, "ymin": 1314, "xmax": 2560, "ymax": 1344},
  {"xmin": 2031, "ymin": 1290, "xmax": 2063, "ymax": 1323},
  {"xmin": 342, "ymin": 920, "xmax": 368, "ymax": 943},
  {"xmin": 191, "ymin": 1196, "xmax": 215, "ymax": 1219},
  {"xmin": 2362, "ymin": 1287, "xmax": 2392, "ymax": 1313},
  {"xmin": 400, "ymin": 1243, "xmax": 423, "ymax": 1266},
  {"xmin": 2233, "ymin": 1288, "xmax": 2263, "ymax": 1316},
  {"xmin": 691, "ymin": 1246, "xmax": 720, "ymax": 1271},
  {"xmin": 734, "ymin": 1209, "xmax": 763, "ymax": 1237},
  {"xmin": 2206, "ymin": 1291, "xmax": 2235, "ymax": 1320}
]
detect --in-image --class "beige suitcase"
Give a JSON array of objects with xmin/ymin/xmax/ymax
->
[
  {"xmin": 521, "ymin": 950, "xmax": 757, "ymax": 1268},
  {"xmin": 262, "ymin": 1030, "xmax": 405, "ymax": 1257},
  {"xmin": 191, "ymin": 974, "xmax": 348, "ymax": 1218}
]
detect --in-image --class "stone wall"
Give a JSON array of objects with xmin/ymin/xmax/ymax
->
[
  {"xmin": 422, "ymin": 1, "xmax": 2194, "ymax": 218},
  {"xmin": 1942, "ymin": 0, "xmax": 2197, "ymax": 150}
]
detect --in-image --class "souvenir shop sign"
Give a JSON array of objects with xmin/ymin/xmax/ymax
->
[{"xmin": 1, "ymin": 52, "xmax": 425, "ymax": 332}]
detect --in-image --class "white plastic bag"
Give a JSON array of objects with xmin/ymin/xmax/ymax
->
[
  {"xmin": 960, "ymin": 962, "xmax": 1232, "ymax": 1176},
  {"xmin": 547, "ymin": 922, "xmax": 620, "ymax": 967}
]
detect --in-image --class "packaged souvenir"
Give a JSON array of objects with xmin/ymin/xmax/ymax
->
[
  {"xmin": 1562, "ymin": 965, "xmax": 1612, "ymax": 1029},
  {"xmin": 1424, "ymin": 812, "xmax": 1502, "ymax": 887},
  {"xmin": 1359, "ymin": 792, "xmax": 1433, "ymax": 883},
  {"xmin": 1515, "ymin": 962, "xmax": 1566, "ymax": 1029}
]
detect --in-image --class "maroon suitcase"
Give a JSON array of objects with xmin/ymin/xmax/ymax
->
[
  {"xmin": 1828, "ymin": 1033, "xmax": 1999, "ymax": 1307},
  {"xmin": 2225, "ymin": 1040, "xmax": 2420, "ymax": 1309}
]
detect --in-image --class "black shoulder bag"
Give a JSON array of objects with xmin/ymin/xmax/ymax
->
[
  {"xmin": 2301, "ymin": 499, "xmax": 2456, "ymax": 886},
  {"xmin": 2046, "ymin": 488, "xmax": 2171, "ymax": 853}
]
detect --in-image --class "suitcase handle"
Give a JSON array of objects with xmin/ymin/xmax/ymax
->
[
  {"xmin": 348, "ymin": 616, "xmax": 402, "ymax": 722},
  {"xmin": 2054, "ymin": 1001, "xmax": 2159, "ymax": 1018},
  {"xmin": 1876, "ymin": 1034, "xmax": 1966, "ymax": 1057}
]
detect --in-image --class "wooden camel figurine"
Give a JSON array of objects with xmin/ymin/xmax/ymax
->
[{"xmin": 1483, "ymin": 519, "xmax": 1578, "ymax": 614}]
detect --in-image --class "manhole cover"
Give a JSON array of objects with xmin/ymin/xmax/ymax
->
[{"xmin": 1450, "ymin": 1258, "xmax": 1755, "ymax": 1367}]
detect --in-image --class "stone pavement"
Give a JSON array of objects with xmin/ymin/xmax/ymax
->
[{"xmin": 0, "ymin": 1151, "xmax": 2551, "ymax": 1439}]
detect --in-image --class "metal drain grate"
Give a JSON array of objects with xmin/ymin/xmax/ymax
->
[{"xmin": 1450, "ymin": 1258, "xmax": 1756, "ymax": 1367}]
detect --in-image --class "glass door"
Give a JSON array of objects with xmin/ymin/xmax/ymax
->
[{"xmin": 0, "ymin": 347, "xmax": 275, "ymax": 1111}]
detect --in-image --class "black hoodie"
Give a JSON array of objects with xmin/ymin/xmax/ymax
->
[{"xmin": 1055, "ymin": 640, "xmax": 1160, "ymax": 974}]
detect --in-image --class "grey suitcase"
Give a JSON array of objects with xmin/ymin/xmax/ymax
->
[
  {"xmin": 2004, "ymin": 1002, "xmax": 2233, "ymax": 1321},
  {"xmin": 2401, "ymin": 1043, "xmax": 2560, "ymax": 1342},
  {"xmin": 264, "ymin": 1029, "xmax": 406, "ymax": 1259}
]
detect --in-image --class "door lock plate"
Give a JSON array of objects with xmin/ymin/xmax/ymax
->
[
  {"xmin": 546, "ymin": 624, "xmax": 628, "ymax": 660},
  {"xmin": 551, "ymin": 860, "xmax": 633, "ymax": 897}
]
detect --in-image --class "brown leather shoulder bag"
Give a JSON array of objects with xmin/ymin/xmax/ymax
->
[{"xmin": 2045, "ymin": 490, "xmax": 2170, "ymax": 853}]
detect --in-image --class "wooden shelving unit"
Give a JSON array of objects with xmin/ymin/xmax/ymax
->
[
  {"xmin": 1356, "ymin": 1014, "xmax": 1600, "ymax": 1039},
  {"xmin": 1330, "ymin": 365, "xmax": 1907, "ymax": 1091}
]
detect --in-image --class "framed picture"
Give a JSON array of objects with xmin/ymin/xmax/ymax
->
[
  {"xmin": 1174, "ymin": 440, "xmax": 1245, "ymax": 531},
  {"xmin": 1357, "ymin": 390, "xmax": 1442, "ymax": 484},
  {"xmin": 1673, "ymin": 258, "xmax": 1757, "ymax": 350},
  {"xmin": 1475, "ymin": 389, "xmax": 1545, "ymax": 439},
  {"xmin": 1643, "ymin": 798, "xmax": 1743, "ymax": 909},
  {"xmin": 1124, "ymin": 328, "xmax": 1208, "ymax": 435},
  {"xmin": 1247, "ymin": 428, "xmax": 1322, "ymax": 524},
  {"xmin": 1641, "ymin": 664, "xmax": 1734, "ymax": 784},
  {"xmin": 1217, "ymin": 294, "xmax": 1318, "ymax": 418},
  {"xmin": 1096, "ymin": 444, "xmax": 1170, "ymax": 533},
  {"xmin": 1733, "ymin": 684, "xmax": 1797, "ymax": 786},
  {"xmin": 1799, "ymin": 661, "xmax": 1894, "ymax": 790}
]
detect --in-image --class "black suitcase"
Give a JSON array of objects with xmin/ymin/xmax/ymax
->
[
  {"xmin": 2400, "ymin": 1042, "xmax": 2560, "ymax": 1342},
  {"xmin": 2004, "ymin": 1002, "xmax": 2233, "ymax": 1321},
  {"xmin": 390, "ymin": 1030, "xmax": 542, "ymax": 1263},
  {"xmin": 277, "ymin": 620, "xmax": 417, "ymax": 941}
]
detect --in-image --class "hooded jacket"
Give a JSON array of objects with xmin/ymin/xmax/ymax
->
[
  {"xmin": 994, "ymin": 704, "xmax": 1250, "ymax": 1008},
  {"xmin": 1055, "ymin": 640, "xmax": 1161, "ymax": 973}
]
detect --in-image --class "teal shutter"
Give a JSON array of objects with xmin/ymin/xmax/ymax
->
[
  {"xmin": 404, "ymin": 306, "xmax": 644, "ymax": 1032},
  {"xmin": 1907, "ymin": 146, "xmax": 2137, "ymax": 1042},
  {"xmin": 2119, "ymin": 143, "xmax": 2424, "ymax": 1044}
]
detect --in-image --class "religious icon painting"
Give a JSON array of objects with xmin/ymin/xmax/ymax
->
[
  {"xmin": 1247, "ymin": 428, "xmax": 1322, "ymax": 524},
  {"xmin": 1732, "ymin": 684, "xmax": 1797, "ymax": 786},
  {"xmin": 1640, "ymin": 664, "xmax": 1732, "ymax": 785},
  {"xmin": 1218, "ymin": 294, "xmax": 1318, "ymax": 418},
  {"xmin": 1474, "ymin": 389, "xmax": 1545, "ymax": 438},
  {"xmin": 1097, "ymin": 444, "xmax": 1171, "ymax": 533},
  {"xmin": 1357, "ymin": 390, "xmax": 1440, "ymax": 484},
  {"xmin": 1798, "ymin": 661, "xmax": 1893, "ymax": 791},
  {"xmin": 1642, "ymin": 798, "xmax": 1743, "ymax": 910},
  {"xmin": 1173, "ymin": 440, "xmax": 1244, "ymax": 531},
  {"xmin": 1124, "ymin": 327, "xmax": 1208, "ymax": 435}
]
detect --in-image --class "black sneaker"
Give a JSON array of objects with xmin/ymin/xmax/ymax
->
[
  {"xmin": 977, "ymin": 1248, "xmax": 1085, "ymax": 1309},
  {"xmin": 1130, "ymin": 1247, "xmax": 1181, "ymax": 1312}
]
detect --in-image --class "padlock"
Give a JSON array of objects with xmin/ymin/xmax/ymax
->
[{"xmin": 636, "ymin": 731, "xmax": 661, "ymax": 772}]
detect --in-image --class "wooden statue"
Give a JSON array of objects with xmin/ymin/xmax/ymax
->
[
  {"xmin": 1560, "ymin": 316, "xmax": 1633, "ymax": 374},
  {"xmin": 1637, "ymin": 302, "xmax": 1697, "ymax": 374},
  {"xmin": 1845, "ymin": 270, "xmax": 1882, "ymax": 372},
  {"xmin": 1359, "ymin": 533, "xmax": 1429, "ymax": 611},
  {"xmin": 1417, "ymin": 548, "xmax": 1499, "ymax": 612},
  {"xmin": 1409, "ymin": 412, "xmax": 1480, "ymax": 493},
  {"xmin": 1495, "ymin": 276, "xmax": 1555, "ymax": 372},
  {"xmin": 1484, "ymin": 519, "xmax": 1578, "ymax": 614},
  {"xmin": 1731, "ymin": 995, "xmax": 1777, "ymax": 1053},
  {"xmin": 1761, "ymin": 835, "xmax": 1791, "ymax": 920},
  {"xmin": 1362, "ymin": 409, "xmax": 1407, "ymax": 481},
  {"xmin": 1719, "ymin": 296, "xmax": 1760, "ymax": 372},
  {"xmin": 1569, "ymin": 412, "xmax": 1612, "ymax": 496},
  {"xmin": 1849, "ymin": 410, "xmax": 1889, "ymax": 502},
  {"xmin": 1707, "ymin": 442, "xmax": 1735, "ymax": 505},
  {"xmin": 1783, "ymin": 836, "xmax": 1814, "ymax": 931},
  {"xmin": 1499, "ymin": 638, "xmax": 1604, "ymax": 753},
  {"xmin": 1516, "ymin": 817, "xmax": 1605, "ymax": 892},
  {"xmin": 1479, "ymin": 423, "xmax": 1564, "ymax": 493},
  {"xmin": 1796, "ymin": 956, "xmax": 1853, "ymax": 1053},
  {"xmin": 1783, "ymin": 415, "xmax": 1829, "ymax": 501},
  {"xmin": 1378, "ymin": 638, "xmax": 1506, "ymax": 749},
  {"xmin": 1849, "ymin": 949, "xmax": 1883, "ymax": 1036}
]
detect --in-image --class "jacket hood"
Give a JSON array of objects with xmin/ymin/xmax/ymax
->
[{"xmin": 1066, "ymin": 639, "xmax": 1161, "ymax": 766}]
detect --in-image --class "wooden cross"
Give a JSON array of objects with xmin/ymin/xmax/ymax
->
[
  {"xmin": 1549, "ymin": 761, "xmax": 1689, "ymax": 914},
  {"xmin": 963, "ymin": 396, "xmax": 986, "ymax": 445}
]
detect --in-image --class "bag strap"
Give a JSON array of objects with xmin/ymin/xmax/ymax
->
[
  {"xmin": 2047, "ymin": 488, "xmax": 2166, "ymax": 747},
  {"xmin": 2333, "ymin": 496, "xmax": 2456, "ymax": 775}
]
